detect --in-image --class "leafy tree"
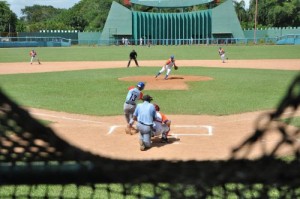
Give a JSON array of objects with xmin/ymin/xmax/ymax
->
[
  {"xmin": 67, "ymin": 0, "xmax": 113, "ymax": 31},
  {"xmin": 246, "ymin": 0, "xmax": 300, "ymax": 28},
  {"xmin": 234, "ymin": 0, "xmax": 247, "ymax": 22},
  {"xmin": 20, "ymin": 5, "xmax": 70, "ymax": 31},
  {"xmin": 21, "ymin": 5, "xmax": 65, "ymax": 23},
  {"xmin": 0, "ymin": 1, "xmax": 17, "ymax": 33},
  {"xmin": 4, "ymin": 0, "xmax": 300, "ymax": 32},
  {"xmin": 16, "ymin": 20, "xmax": 26, "ymax": 32}
]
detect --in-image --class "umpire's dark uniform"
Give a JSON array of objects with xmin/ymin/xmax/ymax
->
[{"xmin": 127, "ymin": 50, "xmax": 139, "ymax": 67}]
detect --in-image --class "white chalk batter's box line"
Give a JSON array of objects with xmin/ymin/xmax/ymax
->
[
  {"xmin": 171, "ymin": 125, "xmax": 213, "ymax": 137},
  {"xmin": 108, "ymin": 125, "xmax": 213, "ymax": 137}
]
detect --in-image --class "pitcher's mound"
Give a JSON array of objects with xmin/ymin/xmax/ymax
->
[{"xmin": 119, "ymin": 75, "xmax": 213, "ymax": 90}]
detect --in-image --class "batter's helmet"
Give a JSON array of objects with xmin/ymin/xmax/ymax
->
[
  {"xmin": 154, "ymin": 104, "xmax": 160, "ymax": 111},
  {"xmin": 137, "ymin": 82, "xmax": 145, "ymax": 90},
  {"xmin": 170, "ymin": 55, "xmax": 174, "ymax": 59}
]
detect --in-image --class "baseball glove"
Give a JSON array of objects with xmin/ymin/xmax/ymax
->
[
  {"xmin": 125, "ymin": 126, "xmax": 139, "ymax": 135},
  {"xmin": 174, "ymin": 65, "xmax": 178, "ymax": 70},
  {"xmin": 125, "ymin": 126, "xmax": 132, "ymax": 134},
  {"xmin": 131, "ymin": 127, "xmax": 139, "ymax": 135}
]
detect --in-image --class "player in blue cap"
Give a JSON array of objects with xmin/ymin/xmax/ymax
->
[
  {"xmin": 124, "ymin": 82, "xmax": 145, "ymax": 134},
  {"xmin": 155, "ymin": 55, "xmax": 178, "ymax": 80}
]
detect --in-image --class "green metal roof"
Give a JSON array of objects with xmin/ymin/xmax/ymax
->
[
  {"xmin": 212, "ymin": 0, "xmax": 245, "ymax": 38},
  {"xmin": 130, "ymin": 0, "xmax": 213, "ymax": 8}
]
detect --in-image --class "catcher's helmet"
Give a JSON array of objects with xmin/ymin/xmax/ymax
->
[
  {"xmin": 137, "ymin": 82, "xmax": 145, "ymax": 90},
  {"xmin": 154, "ymin": 104, "xmax": 160, "ymax": 111},
  {"xmin": 142, "ymin": 95, "xmax": 153, "ymax": 102},
  {"xmin": 170, "ymin": 55, "xmax": 174, "ymax": 59}
]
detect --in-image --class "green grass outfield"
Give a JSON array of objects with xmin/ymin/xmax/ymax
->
[{"xmin": 0, "ymin": 45, "xmax": 300, "ymax": 62}]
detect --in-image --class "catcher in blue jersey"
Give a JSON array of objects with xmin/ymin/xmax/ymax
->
[{"xmin": 124, "ymin": 82, "xmax": 145, "ymax": 134}]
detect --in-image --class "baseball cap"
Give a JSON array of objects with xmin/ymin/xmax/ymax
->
[
  {"xmin": 170, "ymin": 55, "xmax": 174, "ymax": 59},
  {"xmin": 142, "ymin": 95, "xmax": 153, "ymax": 102}
]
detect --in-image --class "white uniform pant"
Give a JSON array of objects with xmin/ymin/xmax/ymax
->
[
  {"xmin": 159, "ymin": 65, "xmax": 172, "ymax": 76},
  {"xmin": 30, "ymin": 56, "xmax": 37, "ymax": 63},
  {"xmin": 123, "ymin": 103, "xmax": 136, "ymax": 124},
  {"xmin": 152, "ymin": 122, "xmax": 169, "ymax": 138},
  {"xmin": 221, "ymin": 54, "xmax": 225, "ymax": 62}
]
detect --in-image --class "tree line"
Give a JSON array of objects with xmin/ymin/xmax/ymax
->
[
  {"xmin": 234, "ymin": 0, "xmax": 299, "ymax": 29},
  {"xmin": 0, "ymin": 0, "xmax": 299, "ymax": 34}
]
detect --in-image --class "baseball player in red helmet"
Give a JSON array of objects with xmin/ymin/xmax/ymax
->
[{"xmin": 152, "ymin": 103, "xmax": 171, "ymax": 143}]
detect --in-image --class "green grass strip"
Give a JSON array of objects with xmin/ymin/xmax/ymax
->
[{"xmin": 0, "ymin": 45, "xmax": 299, "ymax": 62}]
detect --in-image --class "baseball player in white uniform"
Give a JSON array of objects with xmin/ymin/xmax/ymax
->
[
  {"xmin": 155, "ymin": 55, "xmax": 177, "ymax": 80},
  {"xmin": 218, "ymin": 47, "xmax": 227, "ymax": 63}
]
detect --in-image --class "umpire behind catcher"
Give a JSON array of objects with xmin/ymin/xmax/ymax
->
[
  {"xmin": 127, "ymin": 50, "xmax": 139, "ymax": 67},
  {"xmin": 129, "ymin": 94, "xmax": 156, "ymax": 151}
]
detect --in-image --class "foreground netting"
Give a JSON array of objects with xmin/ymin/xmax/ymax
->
[{"xmin": 0, "ymin": 73, "xmax": 299, "ymax": 198}]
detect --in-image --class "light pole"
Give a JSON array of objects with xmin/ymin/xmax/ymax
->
[{"xmin": 254, "ymin": 0, "xmax": 258, "ymax": 44}]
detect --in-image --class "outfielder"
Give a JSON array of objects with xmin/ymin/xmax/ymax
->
[
  {"xmin": 124, "ymin": 82, "xmax": 145, "ymax": 134},
  {"xmin": 155, "ymin": 55, "xmax": 178, "ymax": 80},
  {"xmin": 29, "ymin": 49, "xmax": 41, "ymax": 65},
  {"xmin": 152, "ymin": 103, "xmax": 171, "ymax": 143}
]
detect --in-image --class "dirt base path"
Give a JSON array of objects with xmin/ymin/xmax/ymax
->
[
  {"xmin": 1, "ymin": 59, "xmax": 299, "ymax": 161},
  {"xmin": 0, "ymin": 59, "xmax": 299, "ymax": 74}
]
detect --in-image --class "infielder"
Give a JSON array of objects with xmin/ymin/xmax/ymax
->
[
  {"xmin": 218, "ymin": 47, "xmax": 227, "ymax": 63},
  {"xmin": 29, "ymin": 49, "xmax": 41, "ymax": 65},
  {"xmin": 124, "ymin": 82, "xmax": 145, "ymax": 134},
  {"xmin": 155, "ymin": 55, "xmax": 178, "ymax": 80},
  {"xmin": 152, "ymin": 103, "xmax": 171, "ymax": 143}
]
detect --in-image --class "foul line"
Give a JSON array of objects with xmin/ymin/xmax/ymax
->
[
  {"xmin": 108, "ymin": 125, "xmax": 122, "ymax": 135},
  {"xmin": 31, "ymin": 112, "xmax": 104, "ymax": 124}
]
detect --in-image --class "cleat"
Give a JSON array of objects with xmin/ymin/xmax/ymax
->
[{"xmin": 161, "ymin": 137, "xmax": 168, "ymax": 143}]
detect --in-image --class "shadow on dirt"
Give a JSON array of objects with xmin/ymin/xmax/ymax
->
[
  {"xmin": 168, "ymin": 77, "xmax": 184, "ymax": 80},
  {"xmin": 151, "ymin": 137, "xmax": 181, "ymax": 148}
]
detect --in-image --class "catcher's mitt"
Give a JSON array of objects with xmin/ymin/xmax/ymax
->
[
  {"xmin": 131, "ymin": 126, "xmax": 139, "ymax": 135},
  {"xmin": 174, "ymin": 65, "xmax": 178, "ymax": 70},
  {"xmin": 125, "ymin": 126, "xmax": 139, "ymax": 135},
  {"xmin": 125, "ymin": 126, "xmax": 131, "ymax": 134}
]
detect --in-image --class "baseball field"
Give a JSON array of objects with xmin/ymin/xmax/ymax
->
[{"xmin": 0, "ymin": 45, "xmax": 299, "ymax": 161}]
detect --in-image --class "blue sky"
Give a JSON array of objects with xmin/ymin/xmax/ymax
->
[{"xmin": 6, "ymin": 0, "xmax": 250, "ymax": 18}]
